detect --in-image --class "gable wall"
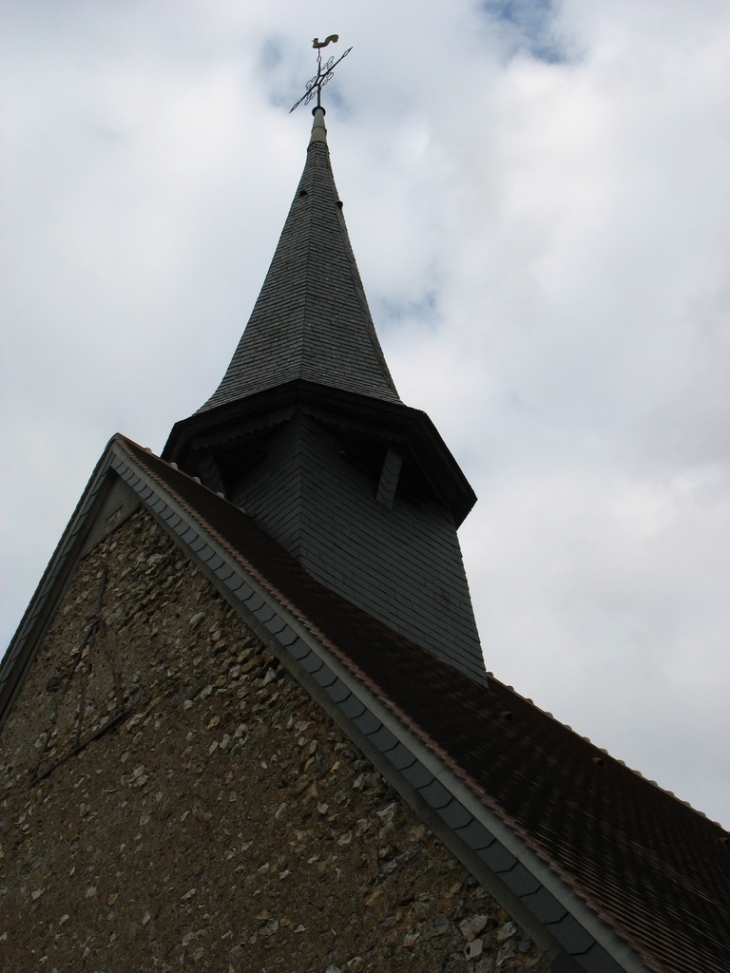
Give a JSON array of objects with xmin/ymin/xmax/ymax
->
[{"xmin": 0, "ymin": 504, "xmax": 547, "ymax": 973}]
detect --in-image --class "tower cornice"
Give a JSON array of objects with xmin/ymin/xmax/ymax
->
[{"xmin": 164, "ymin": 379, "xmax": 477, "ymax": 527}]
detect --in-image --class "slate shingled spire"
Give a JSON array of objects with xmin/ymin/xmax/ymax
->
[
  {"xmin": 165, "ymin": 107, "xmax": 487, "ymax": 686},
  {"xmin": 199, "ymin": 107, "xmax": 401, "ymax": 412}
]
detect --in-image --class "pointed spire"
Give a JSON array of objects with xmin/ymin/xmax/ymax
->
[
  {"xmin": 198, "ymin": 108, "xmax": 401, "ymax": 414},
  {"xmin": 163, "ymin": 102, "xmax": 485, "ymax": 686}
]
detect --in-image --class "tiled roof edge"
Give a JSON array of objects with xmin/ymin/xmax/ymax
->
[
  {"xmin": 5, "ymin": 435, "xmax": 718, "ymax": 973},
  {"xmin": 488, "ymin": 684, "xmax": 726, "ymax": 832}
]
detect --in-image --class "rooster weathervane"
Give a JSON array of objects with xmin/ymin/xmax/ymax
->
[{"xmin": 289, "ymin": 35, "xmax": 352, "ymax": 113}]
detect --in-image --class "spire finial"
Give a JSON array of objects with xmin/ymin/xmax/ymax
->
[{"xmin": 289, "ymin": 35, "xmax": 352, "ymax": 114}]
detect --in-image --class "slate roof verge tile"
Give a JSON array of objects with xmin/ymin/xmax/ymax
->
[
  {"xmin": 311, "ymin": 665, "xmax": 337, "ymax": 690},
  {"xmin": 401, "ymin": 760, "xmax": 435, "ymax": 789},
  {"xmin": 263, "ymin": 613, "xmax": 286, "ymax": 636},
  {"xmin": 368, "ymin": 725, "xmax": 399, "ymax": 754},
  {"xmin": 274, "ymin": 623, "xmax": 298, "ymax": 647},
  {"xmin": 419, "ymin": 778, "xmax": 453, "ymax": 810},
  {"xmin": 287, "ymin": 638, "xmax": 310, "ymax": 662},
  {"xmin": 500, "ymin": 862, "xmax": 542, "ymax": 897},
  {"xmin": 478, "ymin": 842, "xmax": 517, "ymax": 873},
  {"xmin": 548, "ymin": 914, "xmax": 599, "ymax": 956},
  {"xmin": 385, "ymin": 742, "xmax": 417, "ymax": 772},
  {"xmin": 455, "ymin": 818, "xmax": 496, "ymax": 852},
  {"xmin": 352, "ymin": 709, "xmax": 382, "ymax": 736}
]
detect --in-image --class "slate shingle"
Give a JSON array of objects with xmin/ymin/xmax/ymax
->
[{"xmin": 198, "ymin": 117, "xmax": 401, "ymax": 411}]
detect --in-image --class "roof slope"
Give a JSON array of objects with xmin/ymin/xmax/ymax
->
[
  {"xmin": 121, "ymin": 438, "xmax": 730, "ymax": 973},
  {"xmin": 199, "ymin": 108, "xmax": 400, "ymax": 412}
]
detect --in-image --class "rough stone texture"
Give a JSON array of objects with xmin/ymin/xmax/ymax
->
[{"xmin": 0, "ymin": 506, "xmax": 549, "ymax": 972}]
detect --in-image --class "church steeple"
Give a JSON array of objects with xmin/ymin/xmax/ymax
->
[
  {"xmin": 164, "ymin": 106, "xmax": 487, "ymax": 686},
  {"xmin": 199, "ymin": 107, "xmax": 401, "ymax": 413}
]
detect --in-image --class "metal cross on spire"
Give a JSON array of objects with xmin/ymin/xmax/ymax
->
[{"xmin": 289, "ymin": 35, "xmax": 352, "ymax": 113}]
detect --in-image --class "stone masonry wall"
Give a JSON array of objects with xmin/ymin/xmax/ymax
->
[{"xmin": 1, "ymin": 505, "xmax": 550, "ymax": 973}]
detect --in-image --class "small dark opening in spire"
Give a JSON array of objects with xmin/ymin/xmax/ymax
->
[{"xmin": 298, "ymin": 189, "xmax": 308, "ymax": 198}]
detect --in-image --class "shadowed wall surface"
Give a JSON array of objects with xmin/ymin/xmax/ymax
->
[{"xmin": 0, "ymin": 506, "xmax": 547, "ymax": 973}]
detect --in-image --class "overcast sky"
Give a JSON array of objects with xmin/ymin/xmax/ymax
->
[{"xmin": 2, "ymin": 0, "xmax": 729, "ymax": 828}]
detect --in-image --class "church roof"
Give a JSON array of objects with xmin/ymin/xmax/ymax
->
[
  {"xmin": 118, "ymin": 438, "xmax": 730, "ymax": 973},
  {"xmin": 198, "ymin": 107, "xmax": 401, "ymax": 413},
  {"xmin": 6, "ymin": 434, "xmax": 726, "ymax": 973}
]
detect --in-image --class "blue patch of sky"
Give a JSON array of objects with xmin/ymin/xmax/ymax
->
[
  {"xmin": 257, "ymin": 35, "xmax": 303, "ymax": 111},
  {"xmin": 89, "ymin": 123, "xmax": 123, "ymax": 143},
  {"xmin": 375, "ymin": 291, "xmax": 441, "ymax": 334},
  {"xmin": 259, "ymin": 36, "xmax": 284, "ymax": 72},
  {"xmin": 482, "ymin": 0, "xmax": 570, "ymax": 65},
  {"xmin": 315, "ymin": 81, "xmax": 355, "ymax": 121}
]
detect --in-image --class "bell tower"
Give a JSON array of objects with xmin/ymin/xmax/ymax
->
[{"xmin": 164, "ymin": 105, "xmax": 486, "ymax": 686}]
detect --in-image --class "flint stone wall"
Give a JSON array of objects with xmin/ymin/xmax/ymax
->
[{"xmin": 1, "ymin": 504, "xmax": 549, "ymax": 973}]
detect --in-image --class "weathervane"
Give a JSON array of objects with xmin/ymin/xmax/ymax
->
[{"xmin": 289, "ymin": 35, "xmax": 352, "ymax": 113}]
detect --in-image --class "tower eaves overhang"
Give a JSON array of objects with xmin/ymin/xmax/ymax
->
[{"xmin": 163, "ymin": 379, "xmax": 477, "ymax": 527}]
